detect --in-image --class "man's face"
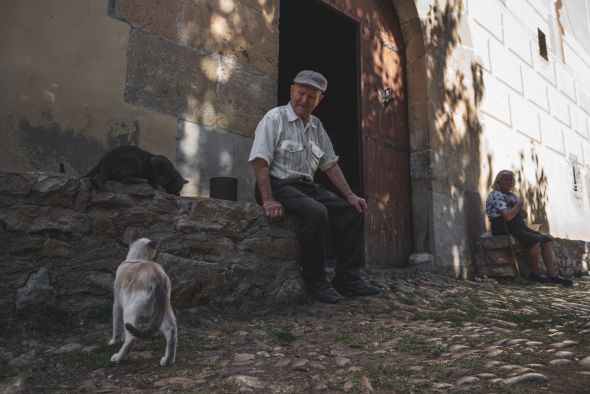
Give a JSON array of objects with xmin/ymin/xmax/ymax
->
[{"xmin": 290, "ymin": 83, "xmax": 324, "ymax": 122}]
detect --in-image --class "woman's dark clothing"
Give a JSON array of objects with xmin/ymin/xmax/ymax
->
[{"xmin": 490, "ymin": 214, "xmax": 552, "ymax": 249}]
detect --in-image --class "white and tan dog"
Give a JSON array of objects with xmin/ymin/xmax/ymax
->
[{"xmin": 109, "ymin": 232, "xmax": 177, "ymax": 366}]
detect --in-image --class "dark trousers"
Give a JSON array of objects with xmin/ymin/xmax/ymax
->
[{"xmin": 257, "ymin": 179, "xmax": 365, "ymax": 283}]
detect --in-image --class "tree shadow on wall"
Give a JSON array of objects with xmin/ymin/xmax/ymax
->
[
  {"xmin": 513, "ymin": 149, "xmax": 549, "ymax": 233},
  {"xmin": 423, "ymin": 0, "xmax": 486, "ymax": 277},
  {"xmin": 110, "ymin": 0, "xmax": 278, "ymax": 199}
]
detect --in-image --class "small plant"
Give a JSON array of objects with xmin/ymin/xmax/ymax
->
[
  {"xmin": 264, "ymin": 326, "xmax": 297, "ymax": 345},
  {"xmin": 336, "ymin": 333, "xmax": 368, "ymax": 349},
  {"xmin": 361, "ymin": 362, "xmax": 431, "ymax": 391}
]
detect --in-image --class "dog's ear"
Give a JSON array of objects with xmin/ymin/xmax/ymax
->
[{"xmin": 129, "ymin": 229, "xmax": 140, "ymax": 243}]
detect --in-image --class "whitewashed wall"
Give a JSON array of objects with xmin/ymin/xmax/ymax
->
[{"xmin": 463, "ymin": 0, "xmax": 590, "ymax": 241}]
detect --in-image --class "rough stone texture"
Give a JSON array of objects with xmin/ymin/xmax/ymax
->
[
  {"xmin": 475, "ymin": 232, "xmax": 590, "ymax": 279},
  {"xmin": 125, "ymin": 29, "xmax": 275, "ymax": 138},
  {"xmin": 0, "ymin": 171, "xmax": 302, "ymax": 317},
  {"xmin": 3, "ymin": 272, "xmax": 590, "ymax": 392},
  {"xmin": 113, "ymin": 0, "xmax": 279, "ymax": 75},
  {"xmin": 176, "ymin": 120, "xmax": 256, "ymax": 203},
  {"xmin": 15, "ymin": 267, "xmax": 57, "ymax": 311}
]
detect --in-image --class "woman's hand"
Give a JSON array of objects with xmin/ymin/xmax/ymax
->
[{"xmin": 505, "ymin": 195, "xmax": 516, "ymax": 207}]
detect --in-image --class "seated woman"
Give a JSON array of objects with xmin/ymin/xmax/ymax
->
[{"xmin": 485, "ymin": 170, "xmax": 572, "ymax": 286}]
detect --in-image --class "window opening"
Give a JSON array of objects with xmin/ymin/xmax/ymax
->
[{"xmin": 538, "ymin": 28, "xmax": 549, "ymax": 60}]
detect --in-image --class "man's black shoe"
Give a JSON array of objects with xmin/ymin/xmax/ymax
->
[
  {"xmin": 306, "ymin": 281, "xmax": 341, "ymax": 304},
  {"xmin": 332, "ymin": 275, "xmax": 380, "ymax": 297}
]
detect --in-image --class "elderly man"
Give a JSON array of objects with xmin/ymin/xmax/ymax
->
[{"xmin": 248, "ymin": 70, "xmax": 380, "ymax": 303}]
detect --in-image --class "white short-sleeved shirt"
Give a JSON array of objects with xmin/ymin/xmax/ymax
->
[
  {"xmin": 248, "ymin": 103, "xmax": 339, "ymax": 181},
  {"xmin": 486, "ymin": 189, "xmax": 519, "ymax": 219}
]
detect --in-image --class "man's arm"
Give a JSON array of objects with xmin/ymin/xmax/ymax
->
[
  {"xmin": 324, "ymin": 164, "xmax": 367, "ymax": 214},
  {"xmin": 251, "ymin": 158, "xmax": 284, "ymax": 221}
]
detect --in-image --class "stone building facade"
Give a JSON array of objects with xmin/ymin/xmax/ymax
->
[{"xmin": 1, "ymin": 0, "xmax": 590, "ymax": 276}]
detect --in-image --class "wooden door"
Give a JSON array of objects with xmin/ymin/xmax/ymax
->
[
  {"xmin": 317, "ymin": 0, "xmax": 412, "ymax": 267},
  {"xmin": 360, "ymin": 3, "xmax": 411, "ymax": 267}
]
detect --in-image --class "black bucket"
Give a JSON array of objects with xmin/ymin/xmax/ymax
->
[{"xmin": 209, "ymin": 177, "xmax": 238, "ymax": 201}]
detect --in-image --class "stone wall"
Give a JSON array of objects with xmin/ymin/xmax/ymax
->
[
  {"xmin": 475, "ymin": 233, "xmax": 590, "ymax": 278},
  {"xmin": 0, "ymin": 171, "xmax": 302, "ymax": 318}
]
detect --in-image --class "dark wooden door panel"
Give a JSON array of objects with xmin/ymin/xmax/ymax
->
[
  {"xmin": 359, "ymin": 3, "xmax": 412, "ymax": 267},
  {"xmin": 317, "ymin": 0, "xmax": 412, "ymax": 267},
  {"xmin": 363, "ymin": 137, "xmax": 412, "ymax": 265}
]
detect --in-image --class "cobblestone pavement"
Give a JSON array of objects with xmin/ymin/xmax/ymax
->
[{"xmin": 1, "ymin": 272, "xmax": 590, "ymax": 393}]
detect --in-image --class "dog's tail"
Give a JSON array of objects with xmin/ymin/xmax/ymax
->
[{"xmin": 124, "ymin": 278, "xmax": 168, "ymax": 339}]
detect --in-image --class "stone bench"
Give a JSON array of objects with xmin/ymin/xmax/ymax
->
[
  {"xmin": 475, "ymin": 232, "xmax": 527, "ymax": 278},
  {"xmin": 0, "ymin": 171, "xmax": 303, "ymax": 318}
]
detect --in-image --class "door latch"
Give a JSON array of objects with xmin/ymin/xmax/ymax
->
[{"xmin": 378, "ymin": 87, "xmax": 393, "ymax": 107}]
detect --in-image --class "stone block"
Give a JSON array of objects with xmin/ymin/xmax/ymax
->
[
  {"xmin": 412, "ymin": 180, "xmax": 434, "ymax": 253},
  {"xmin": 564, "ymin": 131, "xmax": 585, "ymax": 165},
  {"xmin": 505, "ymin": 0, "xmax": 549, "ymax": 41},
  {"xmin": 126, "ymin": 30, "xmax": 274, "ymax": 137},
  {"xmin": 0, "ymin": 170, "xmax": 303, "ymax": 316},
  {"xmin": 410, "ymin": 150, "xmax": 434, "ymax": 180},
  {"xmin": 523, "ymin": 68, "xmax": 549, "ymax": 111},
  {"xmin": 40, "ymin": 239, "xmax": 71, "ymax": 257},
  {"xmin": 556, "ymin": 62, "xmax": 576, "ymax": 101},
  {"xmin": 408, "ymin": 101, "xmax": 431, "ymax": 151},
  {"xmin": 510, "ymin": 92, "xmax": 541, "ymax": 141},
  {"xmin": 576, "ymin": 82, "xmax": 590, "ymax": 115},
  {"xmin": 479, "ymin": 232, "xmax": 520, "ymax": 250},
  {"xmin": 114, "ymin": 0, "xmax": 181, "ymax": 42},
  {"xmin": 176, "ymin": 119, "xmax": 256, "ymax": 201},
  {"xmin": 116, "ymin": 0, "xmax": 278, "ymax": 75},
  {"xmin": 549, "ymin": 88, "xmax": 571, "ymax": 127},
  {"xmin": 215, "ymin": 58, "xmax": 276, "ymax": 136},
  {"xmin": 182, "ymin": 0, "xmax": 279, "ymax": 75},
  {"xmin": 0, "ymin": 205, "xmax": 91, "ymax": 234},
  {"xmin": 15, "ymin": 268, "xmax": 57, "ymax": 310},
  {"xmin": 400, "ymin": 17, "xmax": 423, "ymax": 51},
  {"xmin": 432, "ymin": 191, "xmax": 468, "ymax": 276},
  {"xmin": 468, "ymin": 0, "xmax": 503, "ymax": 42},
  {"xmin": 570, "ymin": 104, "xmax": 589, "ymax": 138},
  {"xmin": 467, "ymin": 19, "xmax": 491, "ymax": 72},
  {"xmin": 490, "ymin": 40, "xmax": 523, "ymax": 93},
  {"xmin": 480, "ymin": 71, "xmax": 511, "ymax": 125},
  {"xmin": 534, "ymin": 55, "xmax": 556, "ymax": 86},
  {"xmin": 539, "ymin": 112, "xmax": 565, "ymax": 154},
  {"xmin": 504, "ymin": 14, "xmax": 533, "ymax": 65},
  {"xmin": 0, "ymin": 172, "xmax": 33, "ymax": 197},
  {"xmin": 125, "ymin": 30, "xmax": 218, "ymax": 124},
  {"xmin": 408, "ymin": 253, "xmax": 435, "ymax": 272}
]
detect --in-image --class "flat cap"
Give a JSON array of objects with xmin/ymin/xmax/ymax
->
[{"xmin": 293, "ymin": 70, "xmax": 328, "ymax": 93}]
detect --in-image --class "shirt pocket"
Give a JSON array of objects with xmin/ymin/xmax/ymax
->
[{"xmin": 280, "ymin": 140, "xmax": 303, "ymax": 153}]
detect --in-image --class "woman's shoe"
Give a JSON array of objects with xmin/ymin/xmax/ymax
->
[
  {"xmin": 548, "ymin": 276, "xmax": 574, "ymax": 287},
  {"xmin": 528, "ymin": 273, "xmax": 552, "ymax": 283}
]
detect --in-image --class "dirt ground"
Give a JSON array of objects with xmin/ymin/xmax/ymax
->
[{"xmin": 1, "ymin": 272, "xmax": 590, "ymax": 393}]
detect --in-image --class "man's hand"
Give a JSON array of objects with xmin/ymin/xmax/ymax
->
[
  {"xmin": 346, "ymin": 193, "xmax": 368, "ymax": 214},
  {"xmin": 263, "ymin": 199, "xmax": 284, "ymax": 221}
]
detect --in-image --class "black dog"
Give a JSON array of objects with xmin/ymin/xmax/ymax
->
[{"xmin": 85, "ymin": 145, "xmax": 188, "ymax": 196}]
